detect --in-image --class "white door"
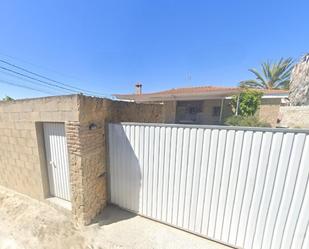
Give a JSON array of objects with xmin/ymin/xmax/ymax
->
[{"xmin": 43, "ymin": 123, "xmax": 71, "ymax": 201}]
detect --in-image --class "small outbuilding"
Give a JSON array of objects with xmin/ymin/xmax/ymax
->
[{"xmin": 0, "ymin": 94, "xmax": 163, "ymax": 226}]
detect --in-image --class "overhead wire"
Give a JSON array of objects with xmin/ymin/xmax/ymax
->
[
  {"xmin": 0, "ymin": 78, "xmax": 58, "ymax": 95},
  {"xmin": 0, "ymin": 51, "xmax": 87, "ymax": 84},
  {"xmin": 0, "ymin": 65, "xmax": 80, "ymax": 94},
  {"xmin": 0, "ymin": 59, "xmax": 106, "ymax": 96},
  {"xmin": 0, "ymin": 69, "xmax": 70, "ymax": 94}
]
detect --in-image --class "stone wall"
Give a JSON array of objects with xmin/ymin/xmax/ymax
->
[
  {"xmin": 257, "ymin": 98, "xmax": 281, "ymax": 127},
  {"xmin": 71, "ymin": 96, "xmax": 164, "ymax": 225},
  {"xmin": 109, "ymin": 100, "xmax": 164, "ymax": 123},
  {"xmin": 0, "ymin": 94, "xmax": 164, "ymax": 227},
  {"xmin": 66, "ymin": 97, "xmax": 108, "ymax": 226},
  {"xmin": 289, "ymin": 54, "xmax": 309, "ymax": 106},
  {"xmin": 0, "ymin": 95, "xmax": 79, "ymax": 200},
  {"xmin": 278, "ymin": 106, "xmax": 309, "ymax": 128},
  {"xmin": 162, "ymin": 101, "xmax": 177, "ymax": 123}
]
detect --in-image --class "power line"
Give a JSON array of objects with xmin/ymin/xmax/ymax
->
[
  {"xmin": 0, "ymin": 51, "xmax": 87, "ymax": 84},
  {"xmin": 0, "ymin": 59, "xmax": 107, "ymax": 97},
  {"xmin": 0, "ymin": 66, "xmax": 78, "ymax": 93},
  {"xmin": 0, "ymin": 70, "xmax": 70, "ymax": 94},
  {"xmin": 0, "ymin": 78, "xmax": 57, "ymax": 95}
]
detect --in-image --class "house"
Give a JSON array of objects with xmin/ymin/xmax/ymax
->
[{"xmin": 114, "ymin": 84, "xmax": 288, "ymax": 126}]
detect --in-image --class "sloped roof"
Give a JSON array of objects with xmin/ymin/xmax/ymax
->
[
  {"xmin": 146, "ymin": 86, "xmax": 239, "ymax": 95},
  {"xmin": 114, "ymin": 86, "xmax": 288, "ymax": 102}
]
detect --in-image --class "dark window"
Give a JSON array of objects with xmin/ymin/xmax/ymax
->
[
  {"xmin": 189, "ymin": 106, "xmax": 199, "ymax": 114},
  {"xmin": 176, "ymin": 101, "xmax": 203, "ymax": 123},
  {"xmin": 212, "ymin": 106, "xmax": 221, "ymax": 117}
]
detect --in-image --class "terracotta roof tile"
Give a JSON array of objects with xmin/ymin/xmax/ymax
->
[
  {"xmin": 151, "ymin": 86, "xmax": 240, "ymax": 95},
  {"xmin": 116, "ymin": 86, "xmax": 288, "ymax": 97},
  {"xmin": 114, "ymin": 86, "xmax": 288, "ymax": 102}
]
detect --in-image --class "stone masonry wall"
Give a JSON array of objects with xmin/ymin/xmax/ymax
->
[
  {"xmin": 71, "ymin": 96, "xmax": 164, "ymax": 226},
  {"xmin": 0, "ymin": 95, "xmax": 79, "ymax": 200},
  {"xmin": 258, "ymin": 98, "xmax": 281, "ymax": 127},
  {"xmin": 109, "ymin": 100, "xmax": 164, "ymax": 123},
  {"xmin": 0, "ymin": 94, "xmax": 165, "ymax": 227},
  {"xmin": 71, "ymin": 96, "xmax": 108, "ymax": 226},
  {"xmin": 162, "ymin": 101, "xmax": 177, "ymax": 123},
  {"xmin": 278, "ymin": 106, "xmax": 309, "ymax": 128},
  {"xmin": 65, "ymin": 121, "xmax": 84, "ymax": 225}
]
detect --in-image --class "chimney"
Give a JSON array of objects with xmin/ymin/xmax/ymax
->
[{"xmin": 135, "ymin": 83, "xmax": 142, "ymax": 95}]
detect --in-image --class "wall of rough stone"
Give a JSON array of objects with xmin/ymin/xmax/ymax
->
[
  {"xmin": 0, "ymin": 95, "xmax": 79, "ymax": 200},
  {"xmin": 278, "ymin": 106, "xmax": 309, "ymax": 128},
  {"xmin": 72, "ymin": 96, "xmax": 165, "ymax": 226},
  {"xmin": 109, "ymin": 100, "xmax": 164, "ymax": 123},
  {"xmin": 257, "ymin": 98, "xmax": 281, "ymax": 127},
  {"xmin": 289, "ymin": 54, "xmax": 309, "ymax": 106},
  {"xmin": 66, "ymin": 96, "xmax": 108, "ymax": 226},
  {"xmin": 162, "ymin": 101, "xmax": 177, "ymax": 123},
  {"xmin": 0, "ymin": 94, "xmax": 166, "ymax": 227}
]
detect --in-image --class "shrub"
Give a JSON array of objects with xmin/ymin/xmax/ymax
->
[
  {"xmin": 224, "ymin": 115, "xmax": 271, "ymax": 127},
  {"xmin": 2, "ymin": 96, "xmax": 14, "ymax": 101},
  {"xmin": 231, "ymin": 89, "xmax": 263, "ymax": 116}
]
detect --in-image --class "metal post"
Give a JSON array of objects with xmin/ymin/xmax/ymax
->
[
  {"xmin": 219, "ymin": 98, "xmax": 224, "ymax": 124},
  {"xmin": 236, "ymin": 95, "xmax": 240, "ymax": 116}
]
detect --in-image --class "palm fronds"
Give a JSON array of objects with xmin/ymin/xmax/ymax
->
[{"xmin": 240, "ymin": 58, "xmax": 294, "ymax": 89}]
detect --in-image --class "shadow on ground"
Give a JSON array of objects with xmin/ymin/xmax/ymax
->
[{"xmin": 91, "ymin": 204, "xmax": 137, "ymax": 226}]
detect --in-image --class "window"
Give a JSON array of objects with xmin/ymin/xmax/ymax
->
[
  {"xmin": 176, "ymin": 101, "xmax": 203, "ymax": 123},
  {"xmin": 212, "ymin": 106, "xmax": 221, "ymax": 117},
  {"xmin": 189, "ymin": 106, "xmax": 199, "ymax": 114}
]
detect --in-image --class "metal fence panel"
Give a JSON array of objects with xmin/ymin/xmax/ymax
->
[{"xmin": 108, "ymin": 123, "xmax": 309, "ymax": 249}]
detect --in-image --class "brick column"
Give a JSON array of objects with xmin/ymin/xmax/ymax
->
[
  {"xmin": 66, "ymin": 121, "xmax": 85, "ymax": 226},
  {"xmin": 66, "ymin": 120, "xmax": 107, "ymax": 226}
]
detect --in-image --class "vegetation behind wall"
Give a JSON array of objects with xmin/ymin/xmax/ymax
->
[{"xmin": 225, "ymin": 89, "xmax": 271, "ymax": 127}]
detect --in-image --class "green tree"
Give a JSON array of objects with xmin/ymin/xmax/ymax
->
[
  {"xmin": 240, "ymin": 58, "xmax": 294, "ymax": 89},
  {"xmin": 2, "ymin": 96, "xmax": 14, "ymax": 101},
  {"xmin": 230, "ymin": 89, "xmax": 263, "ymax": 116}
]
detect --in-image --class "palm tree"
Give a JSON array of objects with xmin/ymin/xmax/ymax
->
[{"xmin": 240, "ymin": 58, "xmax": 294, "ymax": 90}]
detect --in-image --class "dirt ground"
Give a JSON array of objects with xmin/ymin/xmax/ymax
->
[{"xmin": 0, "ymin": 186, "xmax": 231, "ymax": 249}]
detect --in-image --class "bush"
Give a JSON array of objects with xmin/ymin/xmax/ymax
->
[
  {"xmin": 224, "ymin": 115, "xmax": 271, "ymax": 127},
  {"xmin": 2, "ymin": 96, "xmax": 14, "ymax": 101},
  {"xmin": 231, "ymin": 89, "xmax": 263, "ymax": 116}
]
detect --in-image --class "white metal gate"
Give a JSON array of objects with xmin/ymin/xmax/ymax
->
[
  {"xmin": 108, "ymin": 123, "xmax": 309, "ymax": 249},
  {"xmin": 43, "ymin": 123, "xmax": 71, "ymax": 201}
]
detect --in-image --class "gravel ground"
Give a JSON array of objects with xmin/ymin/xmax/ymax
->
[{"xmin": 0, "ymin": 186, "xmax": 232, "ymax": 249}]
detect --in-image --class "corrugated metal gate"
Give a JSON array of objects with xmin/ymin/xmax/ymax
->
[
  {"xmin": 43, "ymin": 122, "xmax": 71, "ymax": 201},
  {"xmin": 108, "ymin": 123, "xmax": 309, "ymax": 249}
]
